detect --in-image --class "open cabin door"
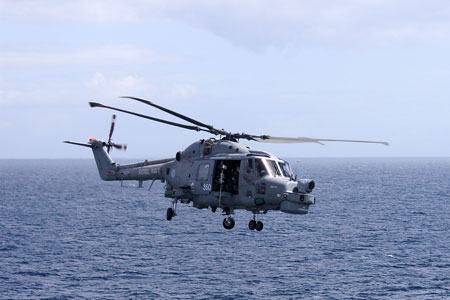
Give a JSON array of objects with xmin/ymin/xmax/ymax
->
[
  {"xmin": 191, "ymin": 160, "xmax": 215, "ymax": 195},
  {"xmin": 212, "ymin": 160, "xmax": 241, "ymax": 195}
]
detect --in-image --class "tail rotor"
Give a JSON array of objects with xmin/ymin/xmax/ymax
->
[{"xmin": 106, "ymin": 114, "xmax": 127, "ymax": 153}]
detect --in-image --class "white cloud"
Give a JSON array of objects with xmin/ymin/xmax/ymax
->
[
  {"xmin": 2, "ymin": 1, "xmax": 450, "ymax": 49},
  {"xmin": 0, "ymin": 72, "xmax": 152, "ymax": 107},
  {"xmin": 88, "ymin": 72, "xmax": 107, "ymax": 87},
  {"xmin": 0, "ymin": 119, "xmax": 12, "ymax": 130},
  {"xmin": 170, "ymin": 84, "xmax": 198, "ymax": 99},
  {"xmin": 86, "ymin": 73, "xmax": 199, "ymax": 100},
  {"xmin": 118, "ymin": 75, "xmax": 143, "ymax": 90},
  {"xmin": 0, "ymin": 45, "xmax": 178, "ymax": 66},
  {"xmin": 0, "ymin": 0, "xmax": 138, "ymax": 23},
  {"xmin": 0, "ymin": 72, "xmax": 196, "ymax": 108},
  {"xmin": 85, "ymin": 72, "xmax": 157, "ymax": 100}
]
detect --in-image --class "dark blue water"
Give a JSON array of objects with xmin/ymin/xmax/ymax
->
[{"xmin": 1, "ymin": 158, "xmax": 449, "ymax": 299}]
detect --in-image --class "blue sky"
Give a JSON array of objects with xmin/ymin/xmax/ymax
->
[{"xmin": 1, "ymin": 0, "xmax": 449, "ymax": 159}]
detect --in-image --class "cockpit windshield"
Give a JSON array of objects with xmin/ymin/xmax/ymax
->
[
  {"xmin": 278, "ymin": 160, "xmax": 294, "ymax": 179},
  {"xmin": 255, "ymin": 158, "xmax": 267, "ymax": 178},
  {"xmin": 255, "ymin": 158, "xmax": 282, "ymax": 177},
  {"xmin": 266, "ymin": 159, "xmax": 281, "ymax": 177}
]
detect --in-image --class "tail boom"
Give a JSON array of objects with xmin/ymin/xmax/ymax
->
[{"xmin": 65, "ymin": 138, "xmax": 170, "ymax": 182}]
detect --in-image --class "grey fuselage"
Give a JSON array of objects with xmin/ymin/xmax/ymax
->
[{"xmin": 90, "ymin": 138, "xmax": 315, "ymax": 215}]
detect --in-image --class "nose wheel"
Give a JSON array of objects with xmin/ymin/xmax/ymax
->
[
  {"xmin": 256, "ymin": 221, "xmax": 263, "ymax": 231},
  {"xmin": 249, "ymin": 213, "xmax": 263, "ymax": 231},
  {"xmin": 248, "ymin": 220, "xmax": 256, "ymax": 230}
]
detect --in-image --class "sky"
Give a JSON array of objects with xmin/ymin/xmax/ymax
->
[{"xmin": 1, "ymin": 0, "xmax": 450, "ymax": 159}]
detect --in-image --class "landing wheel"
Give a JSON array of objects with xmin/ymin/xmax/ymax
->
[
  {"xmin": 166, "ymin": 207, "xmax": 174, "ymax": 221},
  {"xmin": 248, "ymin": 220, "xmax": 256, "ymax": 230},
  {"xmin": 256, "ymin": 221, "xmax": 264, "ymax": 231},
  {"xmin": 223, "ymin": 217, "xmax": 235, "ymax": 230}
]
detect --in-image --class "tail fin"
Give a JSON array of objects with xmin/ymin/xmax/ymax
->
[
  {"xmin": 90, "ymin": 139, "xmax": 117, "ymax": 181},
  {"xmin": 64, "ymin": 139, "xmax": 117, "ymax": 181}
]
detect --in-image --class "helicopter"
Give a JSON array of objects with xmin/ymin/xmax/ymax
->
[{"xmin": 65, "ymin": 96, "xmax": 389, "ymax": 231}]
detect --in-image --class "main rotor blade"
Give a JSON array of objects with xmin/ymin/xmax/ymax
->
[
  {"xmin": 253, "ymin": 136, "xmax": 389, "ymax": 146},
  {"xmin": 121, "ymin": 96, "xmax": 222, "ymax": 133},
  {"xmin": 63, "ymin": 141, "xmax": 93, "ymax": 148},
  {"xmin": 89, "ymin": 102, "xmax": 210, "ymax": 133}
]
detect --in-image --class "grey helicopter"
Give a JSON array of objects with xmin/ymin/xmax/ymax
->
[{"xmin": 65, "ymin": 96, "xmax": 389, "ymax": 231}]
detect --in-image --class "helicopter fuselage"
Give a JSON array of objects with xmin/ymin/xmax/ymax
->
[{"xmin": 90, "ymin": 138, "xmax": 316, "ymax": 216}]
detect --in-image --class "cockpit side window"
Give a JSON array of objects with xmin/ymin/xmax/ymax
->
[{"xmin": 279, "ymin": 161, "xmax": 294, "ymax": 178}]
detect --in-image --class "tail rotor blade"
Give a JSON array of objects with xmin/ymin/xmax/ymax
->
[
  {"xmin": 109, "ymin": 115, "xmax": 116, "ymax": 141},
  {"xmin": 112, "ymin": 143, "xmax": 127, "ymax": 151},
  {"xmin": 107, "ymin": 114, "xmax": 116, "ymax": 153}
]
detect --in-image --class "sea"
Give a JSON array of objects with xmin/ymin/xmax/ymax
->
[{"xmin": 0, "ymin": 158, "xmax": 449, "ymax": 299}]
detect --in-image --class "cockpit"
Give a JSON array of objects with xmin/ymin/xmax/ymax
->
[
  {"xmin": 247, "ymin": 157, "xmax": 294, "ymax": 179},
  {"xmin": 278, "ymin": 160, "xmax": 294, "ymax": 179}
]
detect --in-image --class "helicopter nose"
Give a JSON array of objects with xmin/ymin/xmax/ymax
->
[{"xmin": 280, "ymin": 191, "xmax": 315, "ymax": 214}]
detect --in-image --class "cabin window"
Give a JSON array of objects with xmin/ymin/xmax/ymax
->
[{"xmin": 197, "ymin": 163, "xmax": 210, "ymax": 181}]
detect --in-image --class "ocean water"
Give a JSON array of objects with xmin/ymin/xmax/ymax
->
[{"xmin": 0, "ymin": 158, "xmax": 449, "ymax": 299}]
